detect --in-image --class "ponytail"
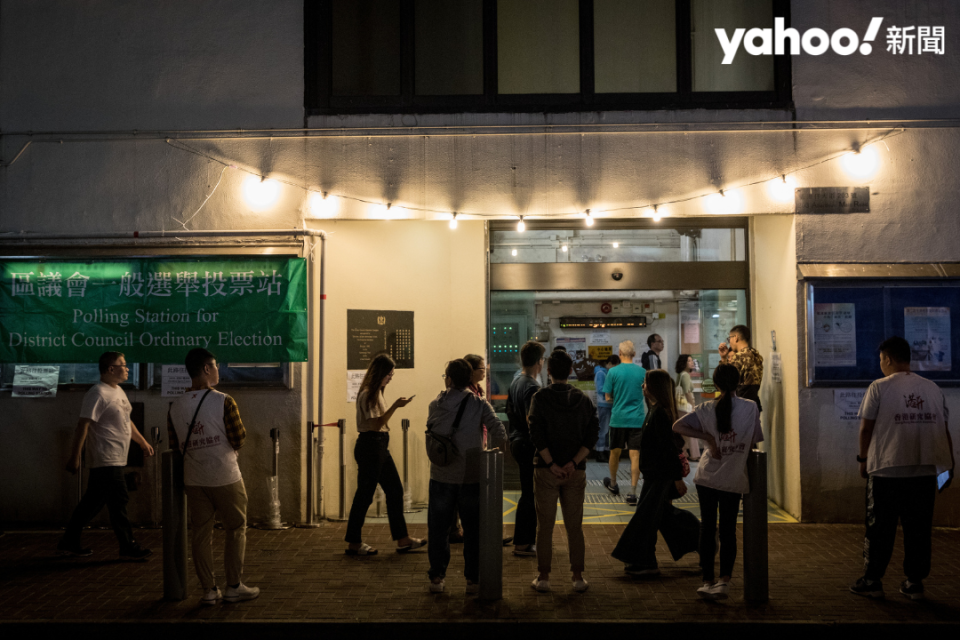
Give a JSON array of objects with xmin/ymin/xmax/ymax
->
[{"xmin": 713, "ymin": 363, "xmax": 740, "ymax": 435}]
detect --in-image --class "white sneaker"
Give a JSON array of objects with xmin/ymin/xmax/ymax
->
[
  {"xmin": 572, "ymin": 579, "xmax": 588, "ymax": 593},
  {"xmin": 465, "ymin": 581, "xmax": 479, "ymax": 595},
  {"xmin": 429, "ymin": 579, "xmax": 445, "ymax": 593},
  {"xmin": 697, "ymin": 581, "xmax": 729, "ymax": 600},
  {"xmin": 200, "ymin": 587, "xmax": 222, "ymax": 606},
  {"xmin": 531, "ymin": 577, "xmax": 551, "ymax": 592},
  {"xmin": 223, "ymin": 583, "xmax": 260, "ymax": 602}
]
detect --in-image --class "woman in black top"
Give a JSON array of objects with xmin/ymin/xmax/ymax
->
[{"xmin": 611, "ymin": 370, "xmax": 699, "ymax": 575}]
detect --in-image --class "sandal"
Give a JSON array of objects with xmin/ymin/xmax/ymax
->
[
  {"xmin": 345, "ymin": 543, "xmax": 378, "ymax": 556},
  {"xmin": 396, "ymin": 538, "xmax": 428, "ymax": 553}
]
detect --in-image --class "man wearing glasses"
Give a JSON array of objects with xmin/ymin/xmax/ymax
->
[
  {"xmin": 718, "ymin": 325, "xmax": 764, "ymax": 412},
  {"xmin": 59, "ymin": 351, "xmax": 154, "ymax": 559}
]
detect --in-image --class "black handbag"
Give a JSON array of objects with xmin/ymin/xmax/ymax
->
[{"xmin": 425, "ymin": 394, "xmax": 470, "ymax": 467}]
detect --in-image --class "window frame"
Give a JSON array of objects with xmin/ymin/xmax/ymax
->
[{"xmin": 305, "ymin": 0, "xmax": 793, "ymax": 115}]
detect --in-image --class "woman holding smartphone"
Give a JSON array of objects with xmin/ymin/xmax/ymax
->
[{"xmin": 345, "ymin": 354, "xmax": 426, "ymax": 556}]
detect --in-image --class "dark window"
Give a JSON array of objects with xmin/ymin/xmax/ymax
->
[{"xmin": 305, "ymin": 0, "xmax": 792, "ymax": 114}]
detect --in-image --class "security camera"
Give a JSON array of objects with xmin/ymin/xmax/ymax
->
[{"xmin": 611, "ymin": 271, "xmax": 624, "ymax": 281}]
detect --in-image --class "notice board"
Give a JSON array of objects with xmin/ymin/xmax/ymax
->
[
  {"xmin": 808, "ymin": 284, "xmax": 960, "ymax": 385},
  {"xmin": 347, "ymin": 310, "xmax": 414, "ymax": 370}
]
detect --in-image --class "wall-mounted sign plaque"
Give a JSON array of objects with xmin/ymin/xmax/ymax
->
[{"xmin": 795, "ymin": 187, "xmax": 870, "ymax": 214}]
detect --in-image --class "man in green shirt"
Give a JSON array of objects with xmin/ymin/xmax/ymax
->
[{"xmin": 602, "ymin": 340, "xmax": 647, "ymax": 505}]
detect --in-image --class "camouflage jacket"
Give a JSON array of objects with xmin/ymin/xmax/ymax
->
[{"xmin": 725, "ymin": 347, "xmax": 764, "ymax": 387}]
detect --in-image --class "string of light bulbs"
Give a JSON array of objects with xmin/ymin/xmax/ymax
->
[{"xmin": 166, "ymin": 128, "xmax": 903, "ymax": 231}]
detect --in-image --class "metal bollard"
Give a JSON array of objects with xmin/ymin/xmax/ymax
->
[
  {"xmin": 338, "ymin": 419, "xmax": 348, "ymax": 521},
  {"xmin": 151, "ymin": 427, "xmax": 163, "ymax": 526},
  {"xmin": 161, "ymin": 450, "xmax": 188, "ymax": 601},
  {"xmin": 401, "ymin": 418, "xmax": 420, "ymax": 513},
  {"xmin": 479, "ymin": 449, "xmax": 504, "ymax": 600},
  {"xmin": 259, "ymin": 428, "xmax": 288, "ymax": 529},
  {"xmin": 743, "ymin": 449, "xmax": 769, "ymax": 603},
  {"xmin": 298, "ymin": 422, "xmax": 322, "ymax": 528}
]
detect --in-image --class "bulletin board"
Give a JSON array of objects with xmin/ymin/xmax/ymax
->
[{"xmin": 806, "ymin": 283, "xmax": 960, "ymax": 386}]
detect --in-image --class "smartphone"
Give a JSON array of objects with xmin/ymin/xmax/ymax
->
[{"xmin": 938, "ymin": 469, "xmax": 953, "ymax": 493}]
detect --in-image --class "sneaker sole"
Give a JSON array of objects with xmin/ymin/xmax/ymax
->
[
  {"xmin": 900, "ymin": 590, "xmax": 924, "ymax": 601},
  {"xmin": 223, "ymin": 595, "xmax": 259, "ymax": 603},
  {"xmin": 850, "ymin": 588, "xmax": 885, "ymax": 599},
  {"xmin": 200, "ymin": 598, "xmax": 221, "ymax": 606}
]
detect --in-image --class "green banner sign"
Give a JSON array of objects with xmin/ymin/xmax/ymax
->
[{"xmin": 1, "ymin": 257, "xmax": 308, "ymax": 363}]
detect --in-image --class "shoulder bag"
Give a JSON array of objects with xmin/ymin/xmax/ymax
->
[{"xmin": 425, "ymin": 394, "xmax": 470, "ymax": 467}]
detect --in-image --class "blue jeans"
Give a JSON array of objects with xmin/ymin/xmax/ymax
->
[
  {"xmin": 428, "ymin": 480, "xmax": 480, "ymax": 582},
  {"xmin": 596, "ymin": 405, "xmax": 612, "ymax": 451}
]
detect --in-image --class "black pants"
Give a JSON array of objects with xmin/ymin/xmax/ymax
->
[
  {"xmin": 510, "ymin": 439, "xmax": 537, "ymax": 547},
  {"xmin": 612, "ymin": 476, "xmax": 698, "ymax": 568},
  {"xmin": 345, "ymin": 432, "xmax": 409, "ymax": 544},
  {"xmin": 428, "ymin": 481, "xmax": 480, "ymax": 581},
  {"xmin": 697, "ymin": 484, "xmax": 741, "ymax": 582},
  {"xmin": 62, "ymin": 466, "xmax": 135, "ymax": 551},
  {"xmin": 863, "ymin": 475, "xmax": 937, "ymax": 582}
]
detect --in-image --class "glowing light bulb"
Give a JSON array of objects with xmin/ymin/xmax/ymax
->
[
  {"xmin": 511, "ymin": 249, "xmax": 518, "ymax": 257},
  {"xmin": 767, "ymin": 175, "xmax": 797, "ymax": 203},
  {"xmin": 561, "ymin": 245, "xmax": 568, "ymax": 252},
  {"xmin": 243, "ymin": 175, "xmax": 281, "ymax": 209},
  {"xmin": 308, "ymin": 192, "xmax": 340, "ymax": 217},
  {"xmin": 842, "ymin": 146, "xmax": 879, "ymax": 180},
  {"xmin": 612, "ymin": 242, "xmax": 619, "ymax": 248},
  {"xmin": 517, "ymin": 216, "xmax": 525, "ymax": 232},
  {"xmin": 449, "ymin": 213, "xmax": 458, "ymax": 229},
  {"xmin": 371, "ymin": 202, "xmax": 391, "ymax": 217},
  {"xmin": 652, "ymin": 205, "xmax": 667, "ymax": 222},
  {"xmin": 705, "ymin": 190, "xmax": 743, "ymax": 215},
  {"xmin": 584, "ymin": 210, "xmax": 594, "ymax": 227}
]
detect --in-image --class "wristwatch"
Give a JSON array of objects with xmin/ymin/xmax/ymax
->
[{"xmin": 856, "ymin": 455, "xmax": 867, "ymax": 463}]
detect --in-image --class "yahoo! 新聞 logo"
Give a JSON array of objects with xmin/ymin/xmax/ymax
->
[{"xmin": 716, "ymin": 17, "xmax": 886, "ymax": 63}]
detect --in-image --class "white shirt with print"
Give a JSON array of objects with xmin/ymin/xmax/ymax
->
[
  {"xmin": 858, "ymin": 371, "xmax": 952, "ymax": 477},
  {"xmin": 80, "ymin": 382, "xmax": 133, "ymax": 468},
  {"xmin": 691, "ymin": 396, "xmax": 762, "ymax": 495}
]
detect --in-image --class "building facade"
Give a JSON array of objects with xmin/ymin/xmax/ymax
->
[{"xmin": 1, "ymin": 0, "xmax": 959, "ymax": 527}]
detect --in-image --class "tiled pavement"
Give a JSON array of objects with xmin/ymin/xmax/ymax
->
[{"xmin": 1, "ymin": 523, "xmax": 959, "ymax": 629}]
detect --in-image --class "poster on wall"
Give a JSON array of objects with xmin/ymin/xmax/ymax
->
[
  {"xmin": 834, "ymin": 389, "xmax": 866, "ymax": 422},
  {"xmin": 588, "ymin": 345, "xmax": 612, "ymax": 362},
  {"xmin": 346, "ymin": 370, "xmax": 366, "ymax": 402},
  {"xmin": 814, "ymin": 303, "xmax": 857, "ymax": 367},
  {"xmin": 161, "ymin": 364, "xmax": 192, "ymax": 398},
  {"xmin": 346, "ymin": 310, "xmax": 414, "ymax": 370},
  {"xmin": 11, "ymin": 364, "xmax": 59, "ymax": 398},
  {"xmin": 555, "ymin": 336, "xmax": 589, "ymax": 381},
  {"xmin": 905, "ymin": 307, "xmax": 951, "ymax": 372},
  {"xmin": 589, "ymin": 330, "xmax": 610, "ymax": 345}
]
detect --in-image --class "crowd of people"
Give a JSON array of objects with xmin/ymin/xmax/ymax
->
[{"xmin": 58, "ymin": 325, "xmax": 955, "ymax": 605}]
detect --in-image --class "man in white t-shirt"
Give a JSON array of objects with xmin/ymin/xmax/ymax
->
[
  {"xmin": 59, "ymin": 351, "xmax": 154, "ymax": 559},
  {"xmin": 850, "ymin": 337, "xmax": 955, "ymax": 601},
  {"xmin": 168, "ymin": 348, "xmax": 259, "ymax": 606}
]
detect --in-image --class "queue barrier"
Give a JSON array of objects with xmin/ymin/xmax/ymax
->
[
  {"xmin": 298, "ymin": 421, "xmax": 322, "ymax": 528},
  {"xmin": 401, "ymin": 418, "xmax": 421, "ymax": 513},
  {"xmin": 743, "ymin": 449, "xmax": 769, "ymax": 603}
]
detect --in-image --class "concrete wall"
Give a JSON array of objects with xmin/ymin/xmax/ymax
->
[
  {"xmin": 314, "ymin": 220, "xmax": 488, "ymax": 514},
  {"xmin": 750, "ymin": 215, "xmax": 801, "ymax": 519}
]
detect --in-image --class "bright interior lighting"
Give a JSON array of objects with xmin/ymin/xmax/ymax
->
[
  {"xmin": 612, "ymin": 242, "xmax": 619, "ymax": 248},
  {"xmin": 243, "ymin": 176, "xmax": 281, "ymax": 209},
  {"xmin": 712, "ymin": 314, "xmax": 720, "ymax": 318},
  {"xmin": 511, "ymin": 249, "xmax": 518, "ymax": 257},
  {"xmin": 842, "ymin": 146, "xmax": 880, "ymax": 180},
  {"xmin": 308, "ymin": 192, "xmax": 340, "ymax": 217},
  {"xmin": 561, "ymin": 245, "xmax": 568, "ymax": 252},
  {"xmin": 704, "ymin": 190, "xmax": 743, "ymax": 215},
  {"xmin": 449, "ymin": 213, "xmax": 458, "ymax": 229},
  {"xmin": 517, "ymin": 217, "xmax": 525, "ymax": 232}
]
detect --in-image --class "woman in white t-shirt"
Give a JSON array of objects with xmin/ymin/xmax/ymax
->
[
  {"xmin": 673, "ymin": 363, "xmax": 762, "ymax": 601},
  {"xmin": 345, "ymin": 354, "xmax": 424, "ymax": 556}
]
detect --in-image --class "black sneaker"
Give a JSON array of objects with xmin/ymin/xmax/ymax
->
[
  {"xmin": 900, "ymin": 580, "xmax": 924, "ymax": 601},
  {"xmin": 850, "ymin": 577, "xmax": 884, "ymax": 598},
  {"xmin": 56, "ymin": 541, "xmax": 93, "ymax": 557},
  {"xmin": 603, "ymin": 477, "xmax": 620, "ymax": 496},
  {"xmin": 120, "ymin": 544, "xmax": 153, "ymax": 560}
]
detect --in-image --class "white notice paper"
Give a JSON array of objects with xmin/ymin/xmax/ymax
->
[
  {"xmin": 347, "ymin": 370, "xmax": 366, "ymax": 403},
  {"xmin": 834, "ymin": 389, "xmax": 866, "ymax": 423},
  {"xmin": 769, "ymin": 353, "xmax": 782, "ymax": 383},
  {"xmin": 12, "ymin": 365, "xmax": 59, "ymax": 398},
  {"xmin": 161, "ymin": 365, "xmax": 192, "ymax": 397},
  {"xmin": 589, "ymin": 330, "xmax": 611, "ymax": 345},
  {"xmin": 814, "ymin": 303, "xmax": 857, "ymax": 367},
  {"xmin": 905, "ymin": 307, "xmax": 951, "ymax": 372}
]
